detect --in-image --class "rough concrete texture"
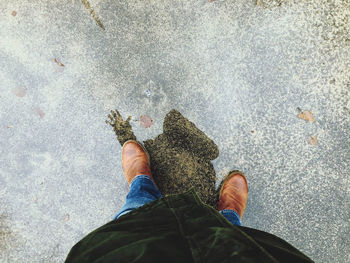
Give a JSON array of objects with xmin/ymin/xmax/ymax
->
[{"xmin": 0, "ymin": 0, "xmax": 349, "ymax": 262}]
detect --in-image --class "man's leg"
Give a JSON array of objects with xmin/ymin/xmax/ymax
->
[
  {"xmin": 218, "ymin": 171, "xmax": 248, "ymax": 226},
  {"xmin": 114, "ymin": 140, "xmax": 161, "ymax": 219},
  {"xmin": 113, "ymin": 175, "xmax": 162, "ymax": 219}
]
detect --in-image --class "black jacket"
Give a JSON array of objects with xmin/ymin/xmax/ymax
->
[{"xmin": 66, "ymin": 188, "xmax": 314, "ymax": 263}]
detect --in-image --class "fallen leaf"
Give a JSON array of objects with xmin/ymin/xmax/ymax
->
[
  {"xmin": 11, "ymin": 11, "xmax": 17, "ymax": 16},
  {"xmin": 52, "ymin": 58, "xmax": 65, "ymax": 73},
  {"xmin": 308, "ymin": 136, "xmax": 318, "ymax": 145},
  {"xmin": 298, "ymin": 110, "xmax": 315, "ymax": 123},
  {"xmin": 140, "ymin": 115, "xmax": 153, "ymax": 128},
  {"xmin": 64, "ymin": 214, "xmax": 70, "ymax": 222},
  {"xmin": 34, "ymin": 107, "xmax": 45, "ymax": 119},
  {"xmin": 53, "ymin": 58, "xmax": 64, "ymax": 67},
  {"xmin": 12, "ymin": 87, "xmax": 27, "ymax": 97}
]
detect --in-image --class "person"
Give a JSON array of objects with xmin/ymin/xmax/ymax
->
[{"xmin": 65, "ymin": 140, "xmax": 314, "ymax": 263}]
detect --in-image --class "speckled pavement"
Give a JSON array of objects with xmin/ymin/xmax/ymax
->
[{"xmin": 0, "ymin": 0, "xmax": 349, "ymax": 262}]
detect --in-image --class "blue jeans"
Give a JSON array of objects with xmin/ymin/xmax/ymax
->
[{"xmin": 113, "ymin": 175, "xmax": 242, "ymax": 226}]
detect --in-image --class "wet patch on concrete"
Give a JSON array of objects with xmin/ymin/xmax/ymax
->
[
  {"xmin": 106, "ymin": 110, "xmax": 136, "ymax": 145},
  {"xmin": 0, "ymin": 212, "xmax": 17, "ymax": 261},
  {"xmin": 255, "ymin": 0, "xmax": 282, "ymax": 8},
  {"xmin": 12, "ymin": 87, "xmax": 26, "ymax": 97},
  {"xmin": 106, "ymin": 108, "xmax": 222, "ymax": 207}
]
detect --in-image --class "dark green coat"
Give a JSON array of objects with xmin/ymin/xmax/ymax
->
[{"xmin": 65, "ymin": 188, "xmax": 314, "ymax": 263}]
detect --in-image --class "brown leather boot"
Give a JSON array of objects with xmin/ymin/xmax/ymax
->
[
  {"xmin": 218, "ymin": 171, "xmax": 248, "ymax": 219},
  {"xmin": 121, "ymin": 140, "xmax": 155, "ymax": 185}
]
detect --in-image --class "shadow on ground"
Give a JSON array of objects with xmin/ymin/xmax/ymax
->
[{"xmin": 106, "ymin": 108, "xmax": 231, "ymax": 208}]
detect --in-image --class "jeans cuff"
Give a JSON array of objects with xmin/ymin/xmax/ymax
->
[
  {"xmin": 219, "ymin": 209, "xmax": 242, "ymax": 226},
  {"xmin": 131, "ymin": 174, "xmax": 155, "ymax": 186},
  {"xmin": 114, "ymin": 174, "xmax": 162, "ymax": 220}
]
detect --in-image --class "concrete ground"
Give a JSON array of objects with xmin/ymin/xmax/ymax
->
[{"xmin": 1, "ymin": 0, "xmax": 349, "ymax": 262}]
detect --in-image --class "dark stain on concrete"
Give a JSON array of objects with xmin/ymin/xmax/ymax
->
[
  {"xmin": 106, "ymin": 108, "xmax": 222, "ymax": 208},
  {"xmin": 81, "ymin": 0, "xmax": 105, "ymax": 30},
  {"xmin": 0, "ymin": 212, "xmax": 16, "ymax": 258},
  {"xmin": 255, "ymin": 0, "xmax": 282, "ymax": 8}
]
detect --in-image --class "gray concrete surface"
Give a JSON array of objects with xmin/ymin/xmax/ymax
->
[{"xmin": 1, "ymin": 0, "xmax": 349, "ymax": 262}]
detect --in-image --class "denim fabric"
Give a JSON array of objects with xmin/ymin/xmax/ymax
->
[
  {"xmin": 219, "ymin": 209, "xmax": 242, "ymax": 226},
  {"xmin": 113, "ymin": 175, "xmax": 162, "ymax": 219},
  {"xmin": 114, "ymin": 174, "xmax": 242, "ymax": 226}
]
